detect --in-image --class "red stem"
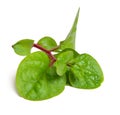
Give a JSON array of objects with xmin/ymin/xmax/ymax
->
[
  {"xmin": 49, "ymin": 45, "xmax": 60, "ymax": 51},
  {"xmin": 33, "ymin": 44, "xmax": 56, "ymax": 66}
]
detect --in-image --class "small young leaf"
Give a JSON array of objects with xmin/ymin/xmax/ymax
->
[
  {"xmin": 16, "ymin": 51, "xmax": 66, "ymax": 100},
  {"xmin": 54, "ymin": 49, "xmax": 79, "ymax": 76},
  {"xmin": 58, "ymin": 8, "xmax": 80, "ymax": 51},
  {"xmin": 12, "ymin": 39, "xmax": 34, "ymax": 56},
  {"xmin": 55, "ymin": 63, "xmax": 67, "ymax": 76},
  {"xmin": 68, "ymin": 53, "xmax": 104, "ymax": 89},
  {"xmin": 37, "ymin": 36, "xmax": 57, "ymax": 50}
]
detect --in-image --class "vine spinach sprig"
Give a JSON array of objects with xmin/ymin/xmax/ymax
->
[{"xmin": 12, "ymin": 8, "xmax": 104, "ymax": 101}]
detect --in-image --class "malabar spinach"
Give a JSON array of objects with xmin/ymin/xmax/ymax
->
[
  {"xmin": 12, "ymin": 39, "xmax": 34, "ymax": 56},
  {"xmin": 16, "ymin": 51, "xmax": 66, "ymax": 100},
  {"xmin": 12, "ymin": 8, "xmax": 104, "ymax": 101}
]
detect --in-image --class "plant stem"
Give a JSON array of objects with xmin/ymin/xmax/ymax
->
[
  {"xmin": 49, "ymin": 45, "xmax": 60, "ymax": 51},
  {"xmin": 33, "ymin": 44, "xmax": 56, "ymax": 66}
]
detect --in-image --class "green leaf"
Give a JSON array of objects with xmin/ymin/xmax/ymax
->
[
  {"xmin": 59, "ymin": 8, "xmax": 80, "ymax": 51},
  {"xmin": 12, "ymin": 39, "xmax": 34, "ymax": 56},
  {"xmin": 37, "ymin": 36, "xmax": 57, "ymax": 50},
  {"xmin": 54, "ymin": 49, "xmax": 79, "ymax": 76},
  {"xmin": 55, "ymin": 63, "xmax": 67, "ymax": 76},
  {"xmin": 68, "ymin": 53, "xmax": 104, "ymax": 89},
  {"xmin": 16, "ymin": 51, "xmax": 66, "ymax": 100}
]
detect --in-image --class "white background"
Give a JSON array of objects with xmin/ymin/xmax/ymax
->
[{"xmin": 0, "ymin": 0, "xmax": 120, "ymax": 115}]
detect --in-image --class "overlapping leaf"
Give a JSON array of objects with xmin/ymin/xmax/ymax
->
[
  {"xmin": 16, "ymin": 51, "xmax": 66, "ymax": 100},
  {"xmin": 12, "ymin": 8, "xmax": 104, "ymax": 101},
  {"xmin": 54, "ymin": 49, "xmax": 78, "ymax": 76},
  {"xmin": 68, "ymin": 53, "xmax": 104, "ymax": 89}
]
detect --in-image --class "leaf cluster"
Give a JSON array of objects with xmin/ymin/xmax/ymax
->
[{"xmin": 12, "ymin": 8, "xmax": 104, "ymax": 101}]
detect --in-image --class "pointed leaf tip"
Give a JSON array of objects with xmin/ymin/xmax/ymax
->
[
  {"xmin": 12, "ymin": 39, "xmax": 34, "ymax": 56},
  {"xmin": 58, "ymin": 8, "xmax": 80, "ymax": 51}
]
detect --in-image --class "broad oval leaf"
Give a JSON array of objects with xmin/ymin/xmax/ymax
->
[
  {"xmin": 12, "ymin": 39, "xmax": 34, "ymax": 56},
  {"xmin": 68, "ymin": 53, "xmax": 104, "ymax": 89},
  {"xmin": 37, "ymin": 36, "xmax": 57, "ymax": 50},
  {"xmin": 58, "ymin": 8, "xmax": 80, "ymax": 51},
  {"xmin": 16, "ymin": 51, "xmax": 66, "ymax": 100}
]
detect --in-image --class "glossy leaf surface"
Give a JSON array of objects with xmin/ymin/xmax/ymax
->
[
  {"xmin": 12, "ymin": 39, "xmax": 34, "ymax": 56},
  {"xmin": 37, "ymin": 36, "xmax": 57, "ymax": 50},
  {"xmin": 16, "ymin": 51, "xmax": 66, "ymax": 100},
  {"xmin": 12, "ymin": 8, "xmax": 104, "ymax": 101},
  {"xmin": 69, "ymin": 53, "xmax": 104, "ymax": 89}
]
